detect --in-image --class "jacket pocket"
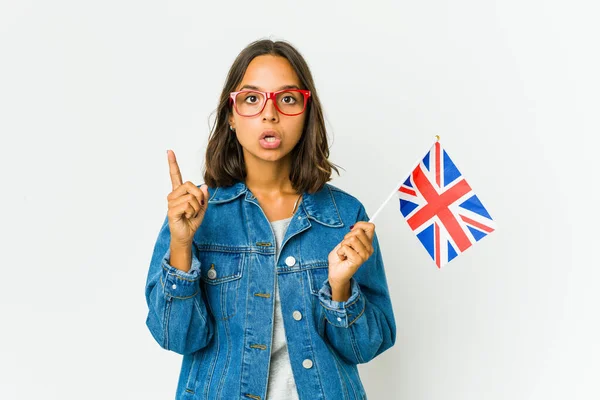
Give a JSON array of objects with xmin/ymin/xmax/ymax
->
[
  {"xmin": 198, "ymin": 250, "xmax": 244, "ymax": 320},
  {"xmin": 307, "ymin": 265, "xmax": 329, "ymax": 297}
]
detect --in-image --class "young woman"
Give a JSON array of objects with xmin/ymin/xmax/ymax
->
[{"xmin": 145, "ymin": 39, "xmax": 396, "ymax": 400}]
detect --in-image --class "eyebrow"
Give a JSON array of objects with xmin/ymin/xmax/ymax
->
[{"xmin": 238, "ymin": 84, "xmax": 301, "ymax": 91}]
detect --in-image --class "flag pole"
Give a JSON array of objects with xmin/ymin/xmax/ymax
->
[{"xmin": 368, "ymin": 135, "xmax": 440, "ymax": 223}]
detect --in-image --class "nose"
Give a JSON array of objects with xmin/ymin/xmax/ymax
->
[{"xmin": 261, "ymin": 96, "xmax": 279, "ymax": 122}]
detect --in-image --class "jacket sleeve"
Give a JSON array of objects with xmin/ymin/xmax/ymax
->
[
  {"xmin": 144, "ymin": 214, "xmax": 214, "ymax": 355},
  {"xmin": 317, "ymin": 206, "xmax": 397, "ymax": 364}
]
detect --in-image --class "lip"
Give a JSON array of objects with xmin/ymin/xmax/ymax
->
[
  {"xmin": 259, "ymin": 130, "xmax": 281, "ymax": 140},
  {"xmin": 259, "ymin": 130, "xmax": 282, "ymax": 149}
]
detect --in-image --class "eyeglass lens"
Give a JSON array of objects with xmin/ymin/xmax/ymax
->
[{"xmin": 234, "ymin": 91, "xmax": 305, "ymax": 116}]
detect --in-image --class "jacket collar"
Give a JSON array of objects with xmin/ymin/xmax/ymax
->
[{"xmin": 208, "ymin": 181, "xmax": 343, "ymax": 227}]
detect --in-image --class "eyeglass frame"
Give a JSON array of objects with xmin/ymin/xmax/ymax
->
[{"xmin": 229, "ymin": 89, "xmax": 312, "ymax": 117}]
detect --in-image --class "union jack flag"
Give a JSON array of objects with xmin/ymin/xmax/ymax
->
[{"xmin": 397, "ymin": 141, "xmax": 496, "ymax": 268}]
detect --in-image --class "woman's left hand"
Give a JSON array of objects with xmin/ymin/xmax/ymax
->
[{"xmin": 327, "ymin": 221, "xmax": 376, "ymax": 287}]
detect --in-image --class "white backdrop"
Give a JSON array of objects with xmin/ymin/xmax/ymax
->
[{"xmin": 1, "ymin": 1, "xmax": 598, "ymax": 399}]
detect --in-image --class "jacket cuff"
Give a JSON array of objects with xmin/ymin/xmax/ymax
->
[
  {"xmin": 160, "ymin": 247, "xmax": 201, "ymax": 299},
  {"xmin": 318, "ymin": 277, "xmax": 365, "ymax": 328}
]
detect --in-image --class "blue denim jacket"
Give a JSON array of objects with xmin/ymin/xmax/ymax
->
[{"xmin": 145, "ymin": 181, "xmax": 396, "ymax": 399}]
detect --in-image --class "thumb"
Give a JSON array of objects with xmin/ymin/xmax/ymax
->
[
  {"xmin": 192, "ymin": 184, "xmax": 209, "ymax": 223},
  {"xmin": 199, "ymin": 184, "xmax": 209, "ymax": 204}
]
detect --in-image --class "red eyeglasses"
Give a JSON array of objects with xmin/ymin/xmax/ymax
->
[{"xmin": 229, "ymin": 89, "xmax": 311, "ymax": 117}]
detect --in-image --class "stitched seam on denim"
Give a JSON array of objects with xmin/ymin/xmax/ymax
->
[
  {"xmin": 306, "ymin": 267, "xmax": 328, "ymax": 295},
  {"xmin": 319, "ymin": 290, "xmax": 360, "ymax": 311},
  {"xmin": 326, "ymin": 339, "xmax": 354, "ymax": 399},
  {"xmin": 204, "ymin": 319, "xmax": 219, "ymax": 399},
  {"xmin": 299, "ymin": 268, "xmax": 326, "ymax": 399},
  {"xmin": 347, "ymin": 309, "xmax": 365, "ymax": 328},
  {"xmin": 240, "ymin": 251, "xmax": 252, "ymax": 397},
  {"xmin": 201, "ymin": 274, "xmax": 242, "ymax": 285},
  {"xmin": 349, "ymin": 323, "xmax": 364, "ymax": 364},
  {"xmin": 192, "ymin": 296, "xmax": 208, "ymax": 330},
  {"xmin": 217, "ymin": 317, "xmax": 232, "ymax": 399},
  {"xmin": 196, "ymin": 247, "xmax": 275, "ymax": 256},
  {"xmin": 222, "ymin": 274, "xmax": 240, "ymax": 320},
  {"xmin": 323, "ymin": 313, "xmax": 348, "ymax": 328},
  {"xmin": 170, "ymin": 290, "xmax": 200, "ymax": 300},
  {"xmin": 163, "ymin": 297, "xmax": 171, "ymax": 350},
  {"xmin": 201, "ymin": 280, "xmax": 216, "ymax": 321},
  {"xmin": 326, "ymin": 185, "xmax": 344, "ymax": 226},
  {"xmin": 160, "ymin": 275, "xmax": 199, "ymax": 299},
  {"xmin": 280, "ymin": 262, "xmax": 329, "ymax": 274},
  {"xmin": 249, "ymin": 344, "xmax": 267, "ymax": 350},
  {"xmin": 278, "ymin": 218, "xmax": 309, "ymax": 258},
  {"xmin": 162, "ymin": 264, "xmax": 199, "ymax": 282},
  {"xmin": 196, "ymin": 349, "xmax": 208, "ymax": 399},
  {"xmin": 185, "ymin": 352, "xmax": 199, "ymax": 392},
  {"xmin": 194, "ymin": 243, "xmax": 252, "ymax": 251},
  {"xmin": 327, "ymin": 342, "xmax": 350, "ymax": 399},
  {"xmin": 243, "ymin": 394, "xmax": 261, "ymax": 400}
]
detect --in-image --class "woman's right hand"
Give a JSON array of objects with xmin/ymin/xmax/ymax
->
[{"xmin": 166, "ymin": 149, "xmax": 209, "ymax": 247}]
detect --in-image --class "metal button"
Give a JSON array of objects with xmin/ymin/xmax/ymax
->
[
  {"xmin": 302, "ymin": 359, "xmax": 313, "ymax": 369},
  {"xmin": 285, "ymin": 256, "xmax": 296, "ymax": 267},
  {"xmin": 337, "ymin": 317, "xmax": 342, "ymax": 322},
  {"xmin": 292, "ymin": 311, "xmax": 302, "ymax": 321},
  {"xmin": 172, "ymin": 284, "xmax": 177, "ymax": 290},
  {"xmin": 207, "ymin": 269, "xmax": 217, "ymax": 279}
]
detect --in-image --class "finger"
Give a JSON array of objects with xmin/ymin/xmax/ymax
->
[
  {"xmin": 183, "ymin": 181, "xmax": 205, "ymax": 207},
  {"xmin": 170, "ymin": 194, "xmax": 201, "ymax": 218},
  {"xmin": 191, "ymin": 184, "xmax": 209, "ymax": 220},
  {"xmin": 344, "ymin": 229, "xmax": 372, "ymax": 253},
  {"xmin": 167, "ymin": 180, "xmax": 201, "ymax": 202},
  {"xmin": 337, "ymin": 244, "xmax": 361, "ymax": 264},
  {"xmin": 168, "ymin": 199, "xmax": 198, "ymax": 221},
  {"xmin": 350, "ymin": 221, "xmax": 375, "ymax": 240},
  {"xmin": 199, "ymin": 184, "xmax": 209, "ymax": 206},
  {"xmin": 167, "ymin": 150, "xmax": 183, "ymax": 191},
  {"xmin": 184, "ymin": 202, "xmax": 196, "ymax": 220},
  {"xmin": 340, "ymin": 236, "xmax": 370, "ymax": 260}
]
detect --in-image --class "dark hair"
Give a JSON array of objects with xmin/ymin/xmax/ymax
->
[{"xmin": 203, "ymin": 39, "xmax": 341, "ymax": 194}]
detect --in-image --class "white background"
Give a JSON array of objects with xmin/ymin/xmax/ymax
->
[{"xmin": 1, "ymin": 1, "xmax": 598, "ymax": 399}]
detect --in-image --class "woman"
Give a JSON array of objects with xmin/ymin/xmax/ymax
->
[{"xmin": 145, "ymin": 38, "xmax": 396, "ymax": 400}]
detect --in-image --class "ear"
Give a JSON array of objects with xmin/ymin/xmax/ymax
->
[{"xmin": 228, "ymin": 114, "xmax": 235, "ymax": 130}]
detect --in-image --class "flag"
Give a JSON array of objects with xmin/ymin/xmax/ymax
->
[{"xmin": 397, "ymin": 140, "xmax": 496, "ymax": 268}]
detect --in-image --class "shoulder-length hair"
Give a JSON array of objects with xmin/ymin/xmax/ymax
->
[{"xmin": 203, "ymin": 39, "xmax": 341, "ymax": 194}]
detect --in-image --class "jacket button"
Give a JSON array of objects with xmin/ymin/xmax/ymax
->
[
  {"xmin": 285, "ymin": 256, "xmax": 296, "ymax": 267},
  {"xmin": 207, "ymin": 269, "xmax": 217, "ymax": 279},
  {"xmin": 172, "ymin": 284, "xmax": 177, "ymax": 290},
  {"xmin": 292, "ymin": 311, "xmax": 302, "ymax": 321},
  {"xmin": 302, "ymin": 359, "xmax": 313, "ymax": 369}
]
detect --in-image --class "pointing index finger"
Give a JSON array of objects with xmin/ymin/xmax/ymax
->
[{"xmin": 167, "ymin": 150, "xmax": 183, "ymax": 190}]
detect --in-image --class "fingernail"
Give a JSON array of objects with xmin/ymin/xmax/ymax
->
[
  {"xmin": 201, "ymin": 200, "xmax": 205, "ymax": 206},
  {"xmin": 350, "ymin": 225, "xmax": 354, "ymax": 230}
]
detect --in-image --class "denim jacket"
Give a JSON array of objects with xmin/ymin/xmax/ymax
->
[{"xmin": 145, "ymin": 181, "xmax": 397, "ymax": 399}]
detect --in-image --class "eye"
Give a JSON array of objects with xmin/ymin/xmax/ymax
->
[
  {"xmin": 282, "ymin": 96, "xmax": 296, "ymax": 104},
  {"xmin": 245, "ymin": 95, "xmax": 258, "ymax": 104}
]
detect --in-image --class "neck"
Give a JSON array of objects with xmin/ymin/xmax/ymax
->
[{"xmin": 243, "ymin": 153, "xmax": 297, "ymax": 196}]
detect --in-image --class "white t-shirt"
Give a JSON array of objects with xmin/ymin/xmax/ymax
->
[{"xmin": 265, "ymin": 216, "xmax": 300, "ymax": 400}]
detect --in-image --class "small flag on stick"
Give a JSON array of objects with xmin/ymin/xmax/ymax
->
[{"xmin": 369, "ymin": 136, "xmax": 496, "ymax": 268}]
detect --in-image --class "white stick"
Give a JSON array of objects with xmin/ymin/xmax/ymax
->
[{"xmin": 368, "ymin": 136, "xmax": 440, "ymax": 223}]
